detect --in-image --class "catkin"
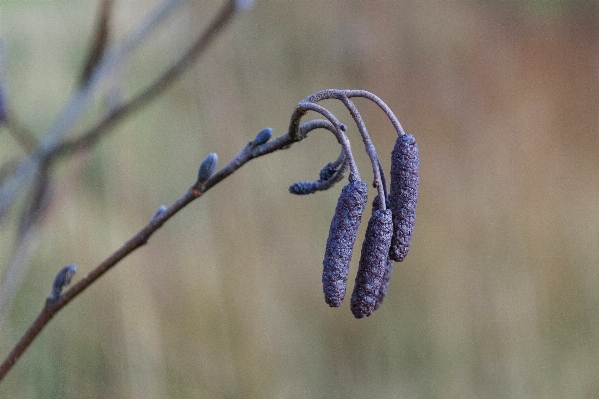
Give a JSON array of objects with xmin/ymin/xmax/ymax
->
[
  {"xmin": 350, "ymin": 209, "xmax": 393, "ymax": 318},
  {"xmin": 289, "ymin": 181, "xmax": 318, "ymax": 195},
  {"xmin": 322, "ymin": 180, "xmax": 368, "ymax": 307},
  {"xmin": 389, "ymin": 133, "xmax": 419, "ymax": 262},
  {"xmin": 319, "ymin": 162, "xmax": 337, "ymax": 181}
]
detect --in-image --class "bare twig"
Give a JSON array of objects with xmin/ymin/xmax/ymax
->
[
  {"xmin": 0, "ymin": 0, "xmax": 240, "ymax": 320},
  {"xmin": 0, "ymin": 88, "xmax": 407, "ymax": 383},
  {"xmin": 0, "ymin": 115, "xmax": 320, "ymax": 381},
  {"xmin": 79, "ymin": 0, "xmax": 114, "ymax": 85},
  {"xmin": 0, "ymin": 0, "xmax": 187, "ymax": 222},
  {"xmin": 48, "ymin": 0, "xmax": 237, "ymax": 160}
]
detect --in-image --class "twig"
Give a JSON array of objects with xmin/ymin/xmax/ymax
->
[
  {"xmin": 79, "ymin": 0, "xmax": 114, "ymax": 85},
  {"xmin": 0, "ymin": 0, "xmax": 187, "ymax": 222},
  {"xmin": 0, "ymin": 88, "xmax": 407, "ymax": 382},
  {"xmin": 48, "ymin": 0, "xmax": 237, "ymax": 160},
  {"xmin": 0, "ymin": 113, "xmax": 326, "ymax": 381}
]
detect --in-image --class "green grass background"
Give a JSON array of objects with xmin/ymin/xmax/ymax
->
[{"xmin": 1, "ymin": 0, "xmax": 599, "ymax": 398}]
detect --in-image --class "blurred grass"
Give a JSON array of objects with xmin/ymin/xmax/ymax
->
[{"xmin": 1, "ymin": 0, "xmax": 599, "ymax": 398}]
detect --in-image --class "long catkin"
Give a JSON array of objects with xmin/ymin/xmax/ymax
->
[
  {"xmin": 350, "ymin": 209, "xmax": 393, "ymax": 318},
  {"xmin": 322, "ymin": 180, "xmax": 368, "ymax": 307},
  {"xmin": 389, "ymin": 133, "xmax": 419, "ymax": 262}
]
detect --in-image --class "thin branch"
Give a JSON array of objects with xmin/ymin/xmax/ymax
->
[
  {"xmin": 48, "ymin": 0, "xmax": 237, "ymax": 160},
  {"xmin": 0, "ymin": 89, "xmax": 406, "ymax": 383},
  {"xmin": 0, "ymin": 0, "xmax": 186, "ymax": 222},
  {"xmin": 0, "ymin": 119, "xmax": 314, "ymax": 382},
  {"xmin": 339, "ymin": 96, "xmax": 386, "ymax": 207},
  {"xmin": 79, "ymin": 0, "xmax": 114, "ymax": 85}
]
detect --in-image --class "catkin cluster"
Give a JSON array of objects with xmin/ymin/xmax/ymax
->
[{"xmin": 290, "ymin": 129, "xmax": 419, "ymax": 318}]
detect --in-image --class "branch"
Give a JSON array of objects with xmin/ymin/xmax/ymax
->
[
  {"xmin": 0, "ymin": 89, "xmax": 411, "ymax": 383},
  {"xmin": 0, "ymin": 121, "xmax": 305, "ymax": 382}
]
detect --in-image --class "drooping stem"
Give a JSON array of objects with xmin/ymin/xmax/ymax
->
[
  {"xmin": 339, "ymin": 96, "xmax": 386, "ymax": 207},
  {"xmin": 296, "ymin": 101, "xmax": 360, "ymax": 181}
]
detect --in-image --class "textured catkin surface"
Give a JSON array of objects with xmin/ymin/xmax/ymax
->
[
  {"xmin": 289, "ymin": 181, "xmax": 318, "ymax": 195},
  {"xmin": 389, "ymin": 133, "xmax": 419, "ymax": 262},
  {"xmin": 350, "ymin": 209, "xmax": 393, "ymax": 318},
  {"xmin": 322, "ymin": 180, "xmax": 368, "ymax": 307}
]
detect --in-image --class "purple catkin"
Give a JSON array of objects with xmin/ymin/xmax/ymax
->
[
  {"xmin": 289, "ymin": 181, "xmax": 318, "ymax": 195},
  {"xmin": 350, "ymin": 209, "xmax": 393, "ymax": 318},
  {"xmin": 322, "ymin": 180, "xmax": 368, "ymax": 307},
  {"xmin": 371, "ymin": 194, "xmax": 394, "ymax": 311},
  {"xmin": 389, "ymin": 133, "xmax": 419, "ymax": 262},
  {"xmin": 319, "ymin": 162, "xmax": 337, "ymax": 181}
]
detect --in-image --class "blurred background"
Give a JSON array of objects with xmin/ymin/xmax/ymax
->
[{"xmin": 1, "ymin": 0, "xmax": 599, "ymax": 398}]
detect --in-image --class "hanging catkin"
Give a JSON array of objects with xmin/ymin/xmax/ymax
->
[
  {"xmin": 350, "ymin": 209, "xmax": 393, "ymax": 318},
  {"xmin": 322, "ymin": 179, "xmax": 368, "ymax": 307},
  {"xmin": 389, "ymin": 133, "xmax": 419, "ymax": 262}
]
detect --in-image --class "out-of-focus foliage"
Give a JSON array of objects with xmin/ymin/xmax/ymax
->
[{"xmin": 1, "ymin": 0, "xmax": 599, "ymax": 398}]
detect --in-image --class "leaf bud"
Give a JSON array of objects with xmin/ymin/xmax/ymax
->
[
  {"xmin": 48, "ymin": 264, "xmax": 77, "ymax": 301},
  {"xmin": 197, "ymin": 152, "xmax": 218, "ymax": 183}
]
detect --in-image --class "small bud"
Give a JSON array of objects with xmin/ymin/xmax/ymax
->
[
  {"xmin": 350, "ymin": 209, "xmax": 393, "ymax": 318},
  {"xmin": 250, "ymin": 127, "xmax": 273, "ymax": 148},
  {"xmin": 197, "ymin": 153, "xmax": 218, "ymax": 183},
  {"xmin": 49, "ymin": 264, "xmax": 77, "ymax": 301},
  {"xmin": 389, "ymin": 133, "xmax": 419, "ymax": 262},
  {"xmin": 151, "ymin": 205, "xmax": 167, "ymax": 222},
  {"xmin": 322, "ymin": 180, "xmax": 368, "ymax": 307}
]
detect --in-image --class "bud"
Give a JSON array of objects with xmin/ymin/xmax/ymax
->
[
  {"xmin": 48, "ymin": 264, "xmax": 77, "ymax": 301},
  {"xmin": 350, "ymin": 209, "xmax": 393, "ymax": 318},
  {"xmin": 151, "ymin": 205, "xmax": 167, "ymax": 223},
  {"xmin": 322, "ymin": 180, "xmax": 368, "ymax": 307},
  {"xmin": 250, "ymin": 127, "xmax": 273, "ymax": 148},
  {"xmin": 389, "ymin": 133, "xmax": 419, "ymax": 262},
  {"xmin": 197, "ymin": 152, "xmax": 218, "ymax": 183}
]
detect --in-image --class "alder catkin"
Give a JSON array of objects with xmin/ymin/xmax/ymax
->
[
  {"xmin": 289, "ymin": 181, "xmax": 318, "ymax": 195},
  {"xmin": 350, "ymin": 209, "xmax": 393, "ymax": 318},
  {"xmin": 319, "ymin": 162, "xmax": 337, "ymax": 181},
  {"xmin": 389, "ymin": 133, "xmax": 419, "ymax": 262},
  {"xmin": 322, "ymin": 179, "xmax": 368, "ymax": 307}
]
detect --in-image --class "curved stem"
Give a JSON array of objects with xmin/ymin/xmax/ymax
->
[
  {"xmin": 297, "ymin": 101, "xmax": 360, "ymax": 181},
  {"xmin": 302, "ymin": 89, "xmax": 406, "ymax": 137},
  {"xmin": 339, "ymin": 96, "xmax": 386, "ymax": 207}
]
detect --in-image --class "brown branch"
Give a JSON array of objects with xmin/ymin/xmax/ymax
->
[
  {"xmin": 48, "ymin": 0, "xmax": 237, "ymax": 161},
  {"xmin": 79, "ymin": 0, "xmax": 114, "ymax": 85},
  {"xmin": 0, "ymin": 88, "xmax": 403, "ymax": 383},
  {"xmin": 0, "ymin": 119, "xmax": 308, "ymax": 382}
]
